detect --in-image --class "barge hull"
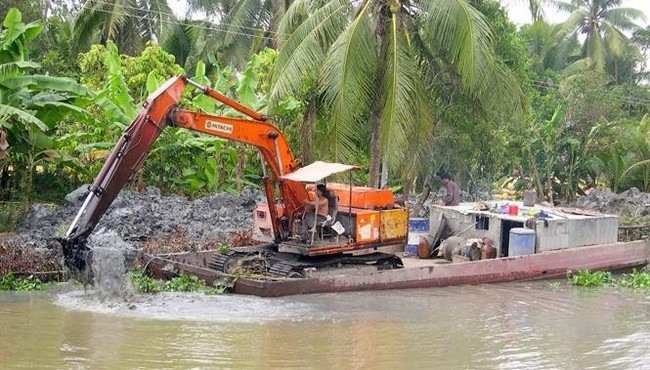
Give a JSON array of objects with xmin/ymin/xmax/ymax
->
[{"xmin": 145, "ymin": 240, "xmax": 649, "ymax": 297}]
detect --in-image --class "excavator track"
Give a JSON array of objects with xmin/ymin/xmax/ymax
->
[
  {"xmin": 268, "ymin": 252, "xmax": 404, "ymax": 278},
  {"xmin": 268, "ymin": 261, "xmax": 306, "ymax": 278},
  {"xmin": 209, "ymin": 245, "xmax": 403, "ymax": 278},
  {"xmin": 208, "ymin": 244, "xmax": 276, "ymax": 274},
  {"xmin": 208, "ymin": 250, "xmax": 239, "ymax": 273}
]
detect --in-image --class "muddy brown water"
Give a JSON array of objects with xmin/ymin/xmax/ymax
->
[{"xmin": 0, "ymin": 282, "xmax": 648, "ymax": 369}]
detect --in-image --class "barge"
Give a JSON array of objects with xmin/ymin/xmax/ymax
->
[
  {"xmin": 143, "ymin": 240, "xmax": 649, "ymax": 297},
  {"xmin": 144, "ymin": 201, "xmax": 650, "ymax": 297}
]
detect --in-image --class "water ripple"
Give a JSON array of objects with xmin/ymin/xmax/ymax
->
[{"xmin": 1, "ymin": 280, "xmax": 647, "ymax": 369}]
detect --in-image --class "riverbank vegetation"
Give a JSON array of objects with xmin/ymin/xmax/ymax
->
[
  {"xmin": 0, "ymin": 1, "xmax": 649, "ymax": 214},
  {"xmin": 0, "ymin": 269, "xmax": 228, "ymax": 293},
  {"xmin": 128, "ymin": 270, "xmax": 228, "ymax": 295},
  {"xmin": 0, "ymin": 202, "xmax": 25, "ymax": 232},
  {"xmin": 0, "ymin": 239, "xmax": 62, "ymax": 290},
  {"xmin": 568, "ymin": 268, "xmax": 650, "ymax": 289},
  {"xmin": 0, "ymin": 273, "xmax": 45, "ymax": 291}
]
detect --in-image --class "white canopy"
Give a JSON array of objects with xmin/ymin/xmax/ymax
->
[{"xmin": 281, "ymin": 161, "xmax": 358, "ymax": 182}]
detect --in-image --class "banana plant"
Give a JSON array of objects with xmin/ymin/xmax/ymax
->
[
  {"xmin": 526, "ymin": 104, "xmax": 566, "ymax": 202},
  {"xmin": 176, "ymin": 57, "xmax": 265, "ymax": 194},
  {"xmin": 0, "ymin": 8, "xmax": 90, "ymax": 203}
]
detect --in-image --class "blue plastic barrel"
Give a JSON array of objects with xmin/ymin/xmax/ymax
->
[
  {"xmin": 509, "ymin": 228, "xmax": 536, "ymax": 256},
  {"xmin": 406, "ymin": 218, "xmax": 429, "ymax": 255}
]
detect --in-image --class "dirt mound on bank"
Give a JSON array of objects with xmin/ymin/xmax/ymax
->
[
  {"xmin": 574, "ymin": 187, "xmax": 650, "ymax": 218},
  {"xmin": 15, "ymin": 186, "xmax": 263, "ymax": 252}
]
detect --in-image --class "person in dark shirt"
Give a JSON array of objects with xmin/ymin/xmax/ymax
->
[{"xmin": 438, "ymin": 172, "xmax": 460, "ymax": 206}]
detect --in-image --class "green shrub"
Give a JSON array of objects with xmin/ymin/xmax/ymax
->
[
  {"xmin": 568, "ymin": 269, "xmax": 614, "ymax": 287},
  {"xmin": 204, "ymin": 285, "xmax": 229, "ymax": 295},
  {"xmin": 619, "ymin": 269, "xmax": 650, "ymax": 289},
  {"xmin": 162, "ymin": 273, "xmax": 205, "ymax": 292},
  {"xmin": 128, "ymin": 270, "xmax": 161, "ymax": 293},
  {"xmin": 218, "ymin": 245, "xmax": 230, "ymax": 255},
  {"xmin": 0, "ymin": 203, "xmax": 26, "ymax": 233},
  {"xmin": 567, "ymin": 268, "xmax": 650, "ymax": 290},
  {"xmin": 128, "ymin": 270, "xmax": 228, "ymax": 294},
  {"xmin": 0, "ymin": 273, "xmax": 44, "ymax": 291}
]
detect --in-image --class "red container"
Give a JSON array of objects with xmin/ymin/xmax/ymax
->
[{"xmin": 508, "ymin": 204, "xmax": 519, "ymax": 216}]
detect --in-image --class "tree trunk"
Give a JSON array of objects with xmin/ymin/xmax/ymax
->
[
  {"xmin": 402, "ymin": 175, "xmax": 413, "ymax": 206},
  {"xmin": 380, "ymin": 155, "xmax": 388, "ymax": 188},
  {"xmin": 369, "ymin": 113, "xmax": 381, "ymax": 188},
  {"xmin": 545, "ymin": 168, "xmax": 554, "ymax": 204},
  {"xmin": 301, "ymin": 99, "xmax": 315, "ymax": 165},
  {"xmin": 0, "ymin": 164, "xmax": 8, "ymax": 201},
  {"xmin": 526, "ymin": 147, "xmax": 545, "ymax": 200},
  {"xmin": 235, "ymin": 145, "xmax": 245, "ymax": 192},
  {"xmin": 369, "ymin": 14, "xmax": 388, "ymax": 188},
  {"xmin": 411, "ymin": 175, "xmax": 431, "ymax": 217},
  {"xmin": 23, "ymin": 153, "xmax": 33, "ymax": 208}
]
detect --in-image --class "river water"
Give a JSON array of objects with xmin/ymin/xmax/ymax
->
[{"xmin": 0, "ymin": 281, "xmax": 648, "ymax": 369}]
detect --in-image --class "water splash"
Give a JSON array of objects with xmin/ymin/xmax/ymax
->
[
  {"xmin": 86, "ymin": 229, "xmax": 134, "ymax": 302},
  {"xmin": 92, "ymin": 246, "xmax": 128, "ymax": 302}
]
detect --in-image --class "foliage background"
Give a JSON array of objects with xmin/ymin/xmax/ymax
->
[{"xmin": 0, "ymin": 0, "xmax": 649, "ymax": 210}]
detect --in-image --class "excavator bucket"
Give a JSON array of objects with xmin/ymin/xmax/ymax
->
[{"xmin": 58, "ymin": 237, "xmax": 94, "ymax": 285}]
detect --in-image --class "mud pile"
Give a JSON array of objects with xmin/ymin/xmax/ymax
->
[
  {"xmin": 574, "ymin": 187, "xmax": 650, "ymax": 217},
  {"xmin": 15, "ymin": 185, "xmax": 263, "ymax": 252}
]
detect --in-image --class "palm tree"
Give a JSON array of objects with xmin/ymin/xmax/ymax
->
[
  {"xmin": 72, "ymin": 0, "xmax": 176, "ymax": 55},
  {"xmin": 161, "ymin": 18, "xmax": 202, "ymax": 71},
  {"xmin": 527, "ymin": 0, "xmax": 546, "ymax": 22},
  {"xmin": 520, "ymin": 20, "xmax": 581, "ymax": 74},
  {"xmin": 551, "ymin": 0, "xmax": 646, "ymax": 73},
  {"xmin": 184, "ymin": 0, "xmax": 295, "ymax": 67},
  {"xmin": 504, "ymin": 0, "xmax": 547, "ymax": 22},
  {"xmin": 270, "ymin": 0, "xmax": 525, "ymax": 186}
]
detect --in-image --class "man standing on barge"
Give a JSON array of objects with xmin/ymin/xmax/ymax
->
[{"xmin": 438, "ymin": 171, "xmax": 460, "ymax": 206}]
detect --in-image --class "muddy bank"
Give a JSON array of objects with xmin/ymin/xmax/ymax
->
[
  {"xmin": 14, "ymin": 186, "xmax": 649, "ymax": 250},
  {"xmin": 0, "ymin": 239, "xmax": 62, "ymax": 279},
  {"xmin": 14, "ymin": 186, "xmax": 263, "ymax": 254},
  {"xmin": 574, "ymin": 187, "xmax": 650, "ymax": 218}
]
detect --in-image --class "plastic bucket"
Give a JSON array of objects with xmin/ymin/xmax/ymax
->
[
  {"xmin": 406, "ymin": 218, "xmax": 429, "ymax": 256},
  {"xmin": 509, "ymin": 228, "xmax": 535, "ymax": 256}
]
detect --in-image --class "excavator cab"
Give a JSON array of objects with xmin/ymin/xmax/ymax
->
[
  {"xmin": 250, "ymin": 161, "xmax": 409, "ymax": 258},
  {"xmin": 239, "ymin": 160, "xmax": 407, "ymax": 277},
  {"xmin": 253, "ymin": 161, "xmax": 355, "ymax": 245},
  {"xmin": 285, "ymin": 161, "xmax": 356, "ymax": 245}
]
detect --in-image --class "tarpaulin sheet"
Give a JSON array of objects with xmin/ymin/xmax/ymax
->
[{"xmin": 281, "ymin": 161, "xmax": 358, "ymax": 182}]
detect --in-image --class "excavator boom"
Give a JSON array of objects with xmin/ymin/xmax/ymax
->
[{"xmin": 61, "ymin": 76, "xmax": 308, "ymax": 275}]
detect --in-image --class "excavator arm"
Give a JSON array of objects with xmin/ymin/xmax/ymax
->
[
  {"xmin": 171, "ymin": 108, "xmax": 306, "ymax": 212},
  {"xmin": 61, "ymin": 75, "xmax": 308, "ymax": 274}
]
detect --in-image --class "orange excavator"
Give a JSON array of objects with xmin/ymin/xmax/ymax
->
[{"xmin": 61, "ymin": 76, "xmax": 407, "ymax": 278}]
